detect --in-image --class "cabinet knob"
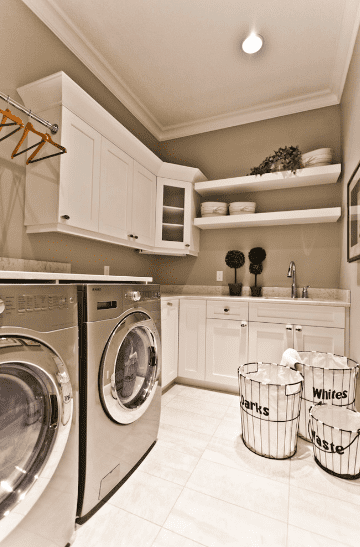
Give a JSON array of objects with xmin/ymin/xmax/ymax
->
[
  {"xmin": 295, "ymin": 325, "xmax": 302, "ymax": 332},
  {"xmin": 185, "ymin": 244, "xmax": 190, "ymax": 247},
  {"xmin": 128, "ymin": 234, "xmax": 134, "ymax": 238},
  {"xmin": 134, "ymin": 235, "xmax": 138, "ymax": 239},
  {"xmin": 61, "ymin": 215, "xmax": 70, "ymax": 220},
  {"xmin": 241, "ymin": 321, "xmax": 247, "ymax": 327},
  {"xmin": 167, "ymin": 302, "xmax": 173, "ymax": 306},
  {"xmin": 224, "ymin": 308, "xmax": 230, "ymax": 312},
  {"xmin": 285, "ymin": 324, "xmax": 293, "ymax": 331}
]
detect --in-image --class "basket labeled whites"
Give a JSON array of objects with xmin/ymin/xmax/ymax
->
[
  {"xmin": 301, "ymin": 148, "xmax": 333, "ymax": 167},
  {"xmin": 200, "ymin": 202, "xmax": 227, "ymax": 217}
]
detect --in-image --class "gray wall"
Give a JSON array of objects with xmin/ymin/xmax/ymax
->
[{"xmin": 1, "ymin": 0, "xmax": 343, "ymax": 290}]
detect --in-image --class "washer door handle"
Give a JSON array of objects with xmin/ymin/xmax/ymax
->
[
  {"xmin": 149, "ymin": 346, "xmax": 157, "ymax": 367},
  {"xmin": 0, "ymin": 299, "xmax": 5, "ymax": 314}
]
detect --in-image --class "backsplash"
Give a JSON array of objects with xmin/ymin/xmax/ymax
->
[{"xmin": 0, "ymin": 257, "xmax": 71, "ymax": 273}]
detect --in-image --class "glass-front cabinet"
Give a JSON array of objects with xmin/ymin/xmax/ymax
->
[{"xmin": 155, "ymin": 178, "xmax": 200, "ymax": 255}]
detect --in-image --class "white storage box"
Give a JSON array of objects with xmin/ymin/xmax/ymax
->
[{"xmin": 238, "ymin": 362, "xmax": 303, "ymax": 459}]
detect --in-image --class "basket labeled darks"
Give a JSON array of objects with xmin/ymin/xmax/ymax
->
[
  {"xmin": 238, "ymin": 362, "xmax": 303, "ymax": 459},
  {"xmin": 309, "ymin": 404, "xmax": 360, "ymax": 479},
  {"xmin": 295, "ymin": 352, "xmax": 359, "ymax": 442}
]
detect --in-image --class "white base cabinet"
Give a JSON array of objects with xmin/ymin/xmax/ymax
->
[
  {"xmin": 178, "ymin": 299, "xmax": 206, "ymax": 381},
  {"xmin": 161, "ymin": 298, "xmax": 179, "ymax": 389}
]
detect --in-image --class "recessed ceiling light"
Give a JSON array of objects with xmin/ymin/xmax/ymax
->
[{"xmin": 242, "ymin": 33, "xmax": 263, "ymax": 54}]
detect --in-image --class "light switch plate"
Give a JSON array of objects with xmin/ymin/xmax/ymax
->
[{"xmin": 216, "ymin": 271, "xmax": 223, "ymax": 281}]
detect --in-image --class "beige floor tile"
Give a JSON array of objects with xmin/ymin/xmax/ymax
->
[
  {"xmin": 289, "ymin": 484, "xmax": 360, "ymax": 547},
  {"xmin": 290, "ymin": 452, "xmax": 360, "ymax": 505},
  {"xmin": 164, "ymin": 488, "xmax": 287, "ymax": 547},
  {"xmin": 177, "ymin": 386, "xmax": 233, "ymax": 407},
  {"xmin": 109, "ymin": 469, "xmax": 182, "ymax": 526},
  {"xmin": 166, "ymin": 395, "xmax": 229, "ymax": 419},
  {"xmin": 186, "ymin": 458, "xmax": 289, "ymax": 522},
  {"xmin": 222, "ymin": 404, "xmax": 241, "ymax": 422},
  {"xmin": 160, "ymin": 406, "xmax": 222, "ymax": 436},
  {"xmin": 212, "ymin": 416, "xmax": 242, "ymax": 441},
  {"xmin": 287, "ymin": 525, "xmax": 352, "ymax": 547},
  {"xmin": 157, "ymin": 423, "xmax": 212, "ymax": 458},
  {"xmin": 138, "ymin": 441, "xmax": 200, "ymax": 486},
  {"xmin": 202, "ymin": 436, "xmax": 290, "ymax": 484},
  {"xmin": 162, "ymin": 385, "xmax": 186, "ymax": 406},
  {"xmin": 152, "ymin": 528, "xmax": 204, "ymax": 547},
  {"xmin": 73, "ymin": 503, "xmax": 160, "ymax": 547}
]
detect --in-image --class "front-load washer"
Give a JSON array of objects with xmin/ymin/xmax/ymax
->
[
  {"xmin": 76, "ymin": 283, "xmax": 161, "ymax": 524},
  {"xmin": 0, "ymin": 284, "xmax": 79, "ymax": 547}
]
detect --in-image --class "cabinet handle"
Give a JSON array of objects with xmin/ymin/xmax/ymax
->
[
  {"xmin": 241, "ymin": 321, "xmax": 247, "ymax": 327},
  {"xmin": 167, "ymin": 302, "xmax": 173, "ymax": 306},
  {"xmin": 285, "ymin": 324, "xmax": 293, "ymax": 331},
  {"xmin": 295, "ymin": 325, "xmax": 302, "ymax": 332},
  {"xmin": 224, "ymin": 308, "xmax": 230, "ymax": 312},
  {"xmin": 61, "ymin": 215, "xmax": 70, "ymax": 220},
  {"xmin": 134, "ymin": 235, "xmax": 138, "ymax": 239},
  {"xmin": 128, "ymin": 234, "xmax": 134, "ymax": 238},
  {"xmin": 185, "ymin": 244, "xmax": 190, "ymax": 247}
]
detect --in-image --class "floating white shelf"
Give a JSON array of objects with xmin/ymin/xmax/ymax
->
[
  {"xmin": 194, "ymin": 207, "xmax": 342, "ymax": 229},
  {"xmin": 194, "ymin": 164, "xmax": 341, "ymax": 196}
]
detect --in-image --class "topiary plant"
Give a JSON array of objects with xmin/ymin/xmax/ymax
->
[
  {"xmin": 225, "ymin": 250, "xmax": 245, "ymax": 284},
  {"xmin": 248, "ymin": 247, "xmax": 266, "ymax": 296}
]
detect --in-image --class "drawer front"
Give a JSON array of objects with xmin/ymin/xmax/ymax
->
[
  {"xmin": 249, "ymin": 302, "xmax": 345, "ymax": 328},
  {"xmin": 207, "ymin": 300, "xmax": 248, "ymax": 320}
]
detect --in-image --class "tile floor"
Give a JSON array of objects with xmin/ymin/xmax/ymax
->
[{"xmin": 73, "ymin": 384, "xmax": 360, "ymax": 547}]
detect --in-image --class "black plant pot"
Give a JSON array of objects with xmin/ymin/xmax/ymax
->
[
  {"xmin": 228, "ymin": 283, "xmax": 243, "ymax": 296},
  {"xmin": 250, "ymin": 286, "xmax": 262, "ymax": 297}
]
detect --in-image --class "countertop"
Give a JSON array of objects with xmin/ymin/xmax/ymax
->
[
  {"xmin": 160, "ymin": 285, "xmax": 350, "ymax": 307},
  {"xmin": 0, "ymin": 271, "xmax": 153, "ymax": 283}
]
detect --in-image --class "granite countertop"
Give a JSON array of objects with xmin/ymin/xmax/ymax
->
[
  {"xmin": 0, "ymin": 271, "xmax": 153, "ymax": 283},
  {"xmin": 160, "ymin": 285, "xmax": 350, "ymax": 307}
]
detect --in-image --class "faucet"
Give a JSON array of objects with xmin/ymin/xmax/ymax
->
[{"xmin": 287, "ymin": 261, "xmax": 297, "ymax": 298}]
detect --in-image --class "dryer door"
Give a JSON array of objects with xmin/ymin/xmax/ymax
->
[
  {"xmin": 99, "ymin": 310, "xmax": 161, "ymax": 424},
  {"xmin": 0, "ymin": 336, "xmax": 72, "ymax": 532}
]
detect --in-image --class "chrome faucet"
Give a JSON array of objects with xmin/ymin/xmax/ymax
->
[{"xmin": 287, "ymin": 261, "xmax": 297, "ymax": 298}]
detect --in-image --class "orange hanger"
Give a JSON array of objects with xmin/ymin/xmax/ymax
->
[
  {"xmin": 11, "ymin": 121, "xmax": 47, "ymax": 162},
  {"xmin": 27, "ymin": 131, "xmax": 67, "ymax": 164},
  {"xmin": 0, "ymin": 107, "xmax": 24, "ymax": 142}
]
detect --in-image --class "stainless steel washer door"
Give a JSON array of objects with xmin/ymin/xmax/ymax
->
[
  {"xmin": 0, "ymin": 336, "xmax": 73, "ymax": 532},
  {"xmin": 99, "ymin": 310, "xmax": 161, "ymax": 424}
]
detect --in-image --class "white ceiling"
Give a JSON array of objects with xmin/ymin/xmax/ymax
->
[{"xmin": 22, "ymin": 0, "xmax": 360, "ymax": 141}]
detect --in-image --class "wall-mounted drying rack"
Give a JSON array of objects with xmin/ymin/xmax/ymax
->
[{"xmin": 0, "ymin": 92, "xmax": 66, "ymax": 164}]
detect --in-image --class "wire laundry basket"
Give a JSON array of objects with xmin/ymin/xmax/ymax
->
[
  {"xmin": 238, "ymin": 362, "xmax": 303, "ymax": 459},
  {"xmin": 309, "ymin": 404, "xmax": 360, "ymax": 479},
  {"xmin": 296, "ymin": 352, "xmax": 359, "ymax": 442}
]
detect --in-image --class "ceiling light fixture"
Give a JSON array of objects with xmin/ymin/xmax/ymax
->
[{"xmin": 242, "ymin": 33, "xmax": 263, "ymax": 54}]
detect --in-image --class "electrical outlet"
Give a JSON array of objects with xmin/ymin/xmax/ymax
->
[{"xmin": 216, "ymin": 271, "xmax": 223, "ymax": 281}]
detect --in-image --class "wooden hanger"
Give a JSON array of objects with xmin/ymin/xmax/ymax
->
[
  {"xmin": 11, "ymin": 121, "xmax": 47, "ymax": 162},
  {"xmin": 0, "ymin": 107, "xmax": 24, "ymax": 142},
  {"xmin": 27, "ymin": 131, "xmax": 67, "ymax": 164}
]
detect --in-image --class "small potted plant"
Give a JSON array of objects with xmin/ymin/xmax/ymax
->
[
  {"xmin": 225, "ymin": 250, "xmax": 245, "ymax": 296},
  {"xmin": 249, "ymin": 247, "xmax": 266, "ymax": 297},
  {"xmin": 248, "ymin": 146, "xmax": 302, "ymax": 176}
]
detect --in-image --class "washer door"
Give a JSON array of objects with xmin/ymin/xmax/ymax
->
[
  {"xmin": 99, "ymin": 310, "xmax": 160, "ymax": 424},
  {"xmin": 0, "ymin": 337, "xmax": 72, "ymax": 528}
]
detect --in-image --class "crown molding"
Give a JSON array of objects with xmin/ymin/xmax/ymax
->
[{"xmin": 21, "ymin": 0, "xmax": 359, "ymax": 142}]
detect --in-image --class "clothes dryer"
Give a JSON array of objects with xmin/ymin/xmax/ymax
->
[
  {"xmin": 76, "ymin": 283, "xmax": 161, "ymax": 524},
  {"xmin": 0, "ymin": 284, "xmax": 79, "ymax": 547}
]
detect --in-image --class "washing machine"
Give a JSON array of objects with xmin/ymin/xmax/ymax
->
[
  {"xmin": 0, "ymin": 284, "xmax": 79, "ymax": 547},
  {"xmin": 76, "ymin": 283, "xmax": 161, "ymax": 524}
]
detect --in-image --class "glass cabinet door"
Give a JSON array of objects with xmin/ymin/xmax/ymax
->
[{"xmin": 155, "ymin": 178, "xmax": 192, "ymax": 250}]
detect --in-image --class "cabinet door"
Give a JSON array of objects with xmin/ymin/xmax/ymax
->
[
  {"xmin": 131, "ymin": 162, "xmax": 156, "ymax": 247},
  {"xmin": 178, "ymin": 299, "xmax": 206, "ymax": 380},
  {"xmin": 206, "ymin": 319, "xmax": 248, "ymax": 387},
  {"xmin": 248, "ymin": 322, "xmax": 293, "ymax": 364},
  {"xmin": 155, "ymin": 178, "xmax": 192, "ymax": 251},
  {"xmin": 59, "ymin": 108, "xmax": 101, "ymax": 231},
  {"xmin": 294, "ymin": 325, "xmax": 345, "ymax": 355},
  {"xmin": 161, "ymin": 299, "xmax": 179, "ymax": 389},
  {"xmin": 99, "ymin": 138, "xmax": 134, "ymax": 240}
]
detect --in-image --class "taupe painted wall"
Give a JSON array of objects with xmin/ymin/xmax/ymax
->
[
  {"xmin": 340, "ymin": 24, "xmax": 360, "ymax": 370},
  {"xmin": 1, "ymin": 0, "xmax": 343, "ymax": 289}
]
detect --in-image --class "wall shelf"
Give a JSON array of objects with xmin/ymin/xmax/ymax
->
[
  {"xmin": 194, "ymin": 164, "xmax": 341, "ymax": 196},
  {"xmin": 194, "ymin": 207, "xmax": 342, "ymax": 229}
]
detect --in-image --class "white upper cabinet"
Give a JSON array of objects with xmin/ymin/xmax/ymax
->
[{"xmin": 18, "ymin": 72, "xmax": 206, "ymax": 254}]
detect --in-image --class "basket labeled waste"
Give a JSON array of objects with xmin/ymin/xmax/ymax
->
[
  {"xmin": 295, "ymin": 352, "xmax": 359, "ymax": 442},
  {"xmin": 309, "ymin": 404, "xmax": 360, "ymax": 479},
  {"xmin": 238, "ymin": 362, "xmax": 303, "ymax": 459}
]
